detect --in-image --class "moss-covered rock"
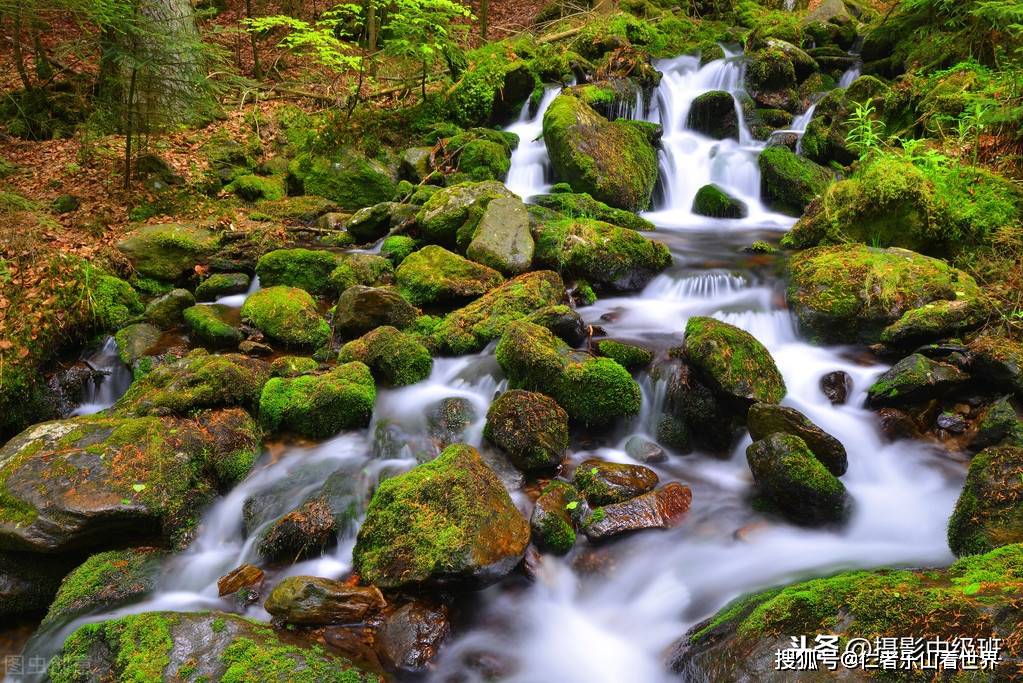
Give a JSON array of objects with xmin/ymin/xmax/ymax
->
[
  {"xmin": 144, "ymin": 288, "xmax": 195, "ymax": 328},
  {"xmin": 970, "ymin": 396, "xmax": 1023, "ymax": 451},
  {"xmin": 574, "ymin": 458, "xmax": 659, "ymax": 505},
  {"xmin": 48, "ymin": 611, "xmax": 377, "ymax": 683},
  {"xmin": 182, "ymin": 304, "xmax": 243, "ymax": 348},
  {"xmin": 117, "ymin": 223, "xmax": 222, "ymax": 282},
  {"xmin": 353, "ymin": 443, "xmax": 530, "ymax": 588},
  {"xmin": 254, "ymin": 195, "xmax": 339, "ymax": 222},
  {"xmin": 0, "ymin": 409, "xmax": 259, "ymax": 552},
  {"xmin": 692, "ymin": 184, "xmax": 748, "ymax": 218},
  {"xmin": 269, "ymin": 355, "xmax": 319, "ymax": 378},
  {"xmin": 530, "ymin": 480, "xmax": 580, "ymax": 554},
  {"xmin": 429, "ymin": 270, "xmax": 566, "ymax": 355},
  {"xmin": 687, "ymin": 91, "xmax": 739, "ymax": 140},
  {"xmin": 91, "ymin": 274, "xmax": 144, "ymax": 329},
  {"xmin": 542, "ymin": 92, "xmax": 658, "ymax": 211},
  {"xmin": 484, "ymin": 389, "xmax": 569, "ymax": 471},
  {"xmin": 195, "ymin": 273, "xmax": 250, "ymax": 302},
  {"xmin": 114, "ymin": 322, "xmax": 162, "ymax": 366},
  {"xmin": 465, "ymin": 195, "xmax": 535, "ymax": 275},
  {"xmin": 526, "ymin": 304, "xmax": 588, "ymax": 346},
  {"xmin": 380, "ymin": 235, "xmax": 420, "ymax": 266},
  {"xmin": 880, "ymin": 298, "xmax": 986, "ymax": 348},
  {"xmin": 264, "ymin": 576, "xmax": 386, "ymax": 625},
  {"xmin": 866, "ymin": 353, "xmax": 969, "ymax": 407},
  {"xmin": 395, "ymin": 245, "xmax": 504, "ymax": 308},
  {"xmin": 415, "ymin": 180, "xmax": 515, "ymax": 249},
  {"xmin": 333, "ymin": 285, "xmax": 419, "ymax": 339},
  {"xmin": 448, "ymin": 57, "xmax": 536, "ymax": 127},
  {"xmin": 255, "ymin": 248, "xmax": 340, "ymax": 295},
  {"xmin": 344, "ymin": 201, "xmax": 397, "ymax": 243},
  {"xmin": 259, "ymin": 362, "xmax": 375, "ymax": 439},
  {"xmin": 746, "ymin": 433, "xmax": 848, "ymax": 525},
  {"xmin": 757, "ymin": 146, "xmax": 831, "ymax": 216},
  {"xmin": 241, "ymin": 286, "xmax": 331, "ymax": 349},
  {"xmin": 115, "ymin": 350, "xmax": 268, "ymax": 416},
  {"xmin": 288, "ymin": 153, "xmax": 396, "ymax": 210},
  {"xmin": 532, "ymin": 191, "xmax": 655, "ymax": 232},
  {"xmin": 970, "ymin": 336, "xmax": 1023, "ymax": 399},
  {"xmin": 594, "ymin": 339, "xmax": 654, "ymax": 370},
  {"xmin": 226, "ymin": 173, "xmax": 286, "ymax": 202},
  {"xmin": 673, "ymin": 544, "xmax": 1023, "ymax": 681},
  {"xmin": 532, "ymin": 217, "xmax": 671, "ymax": 292},
  {"xmin": 683, "ymin": 316, "xmax": 786, "ymax": 405},
  {"xmin": 948, "ymin": 446, "xmax": 1023, "ymax": 557},
  {"xmin": 327, "ymin": 253, "xmax": 394, "ymax": 294},
  {"xmin": 747, "ymin": 403, "xmax": 847, "ymax": 476},
  {"xmin": 338, "ymin": 326, "xmax": 432, "ymax": 387},
  {"xmin": 787, "ymin": 244, "xmax": 979, "ymax": 344}
]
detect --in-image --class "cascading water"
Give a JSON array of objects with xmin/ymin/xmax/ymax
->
[
  {"xmin": 207, "ymin": 275, "xmax": 261, "ymax": 308},
  {"xmin": 505, "ymin": 85, "xmax": 563, "ymax": 200},
  {"xmin": 70, "ymin": 336, "xmax": 133, "ymax": 415}
]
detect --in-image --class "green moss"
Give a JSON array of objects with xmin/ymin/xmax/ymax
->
[
  {"xmin": 338, "ymin": 326, "xmax": 433, "ymax": 387},
  {"xmin": 255, "ymin": 248, "xmax": 340, "ymax": 295},
  {"xmin": 327, "ymin": 253, "xmax": 394, "ymax": 293},
  {"xmin": 380, "ymin": 235, "xmax": 419, "ymax": 266},
  {"xmin": 241, "ymin": 286, "xmax": 330, "ymax": 348},
  {"xmin": 0, "ymin": 439, "xmax": 44, "ymax": 526},
  {"xmin": 683, "ymin": 316, "xmax": 786, "ymax": 403},
  {"xmin": 415, "ymin": 180, "xmax": 513, "ymax": 248},
  {"xmin": 531, "ymin": 481, "xmax": 579, "ymax": 554},
  {"xmin": 258, "ymin": 362, "xmax": 376, "ymax": 438},
  {"xmin": 594, "ymin": 339, "xmax": 654, "ymax": 369},
  {"xmin": 948, "ymin": 446, "xmax": 1023, "ymax": 556},
  {"xmin": 692, "ymin": 184, "xmax": 747, "ymax": 218},
  {"xmin": 117, "ymin": 223, "xmax": 222, "ymax": 282},
  {"xmin": 227, "ymin": 174, "xmax": 285, "ymax": 202},
  {"xmin": 288, "ymin": 153, "xmax": 396, "ymax": 210},
  {"xmin": 44, "ymin": 548, "xmax": 163, "ymax": 627},
  {"xmin": 532, "ymin": 191, "xmax": 655, "ymax": 232},
  {"xmin": 269, "ymin": 355, "xmax": 319, "ymax": 378},
  {"xmin": 253, "ymin": 195, "xmax": 337, "ymax": 222},
  {"xmin": 757, "ymin": 146, "xmax": 831, "ymax": 217},
  {"xmin": 195, "ymin": 273, "xmax": 250, "ymax": 301},
  {"xmin": 395, "ymin": 245, "xmax": 504, "ymax": 307},
  {"xmin": 219, "ymin": 634, "xmax": 375, "ymax": 683},
  {"xmin": 91, "ymin": 273, "xmax": 144, "ymax": 330},
  {"xmin": 457, "ymin": 139, "xmax": 512, "ymax": 181},
  {"xmin": 183, "ymin": 305, "xmax": 243, "ymax": 348}
]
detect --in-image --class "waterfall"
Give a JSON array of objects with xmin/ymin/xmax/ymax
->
[
  {"xmin": 71, "ymin": 337, "xmax": 133, "ymax": 415},
  {"xmin": 504, "ymin": 85, "xmax": 563, "ymax": 200}
]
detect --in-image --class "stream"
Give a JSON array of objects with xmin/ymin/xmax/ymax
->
[{"xmin": 16, "ymin": 48, "xmax": 966, "ymax": 683}]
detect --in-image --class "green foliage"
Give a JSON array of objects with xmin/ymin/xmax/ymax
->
[
  {"xmin": 247, "ymin": 9, "xmax": 363, "ymax": 73},
  {"xmin": 383, "ymin": 0, "xmax": 472, "ymax": 92},
  {"xmin": 845, "ymin": 101, "xmax": 886, "ymax": 159}
]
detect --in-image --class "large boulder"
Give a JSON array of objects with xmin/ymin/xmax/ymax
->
[
  {"xmin": 288, "ymin": 153, "xmax": 396, "ymax": 210},
  {"xmin": 692, "ymin": 184, "xmax": 748, "ymax": 218},
  {"xmin": 115, "ymin": 350, "xmax": 269, "ymax": 416},
  {"xmin": 117, "ymin": 223, "xmax": 221, "ymax": 281},
  {"xmin": 0, "ymin": 409, "xmax": 259, "ymax": 553},
  {"xmin": 573, "ymin": 458, "xmax": 658, "ymax": 505},
  {"xmin": 395, "ymin": 245, "xmax": 504, "ymax": 307},
  {"xmin": 241, "ymin": 286, "xmax": 331, "ymax": 349},
  {"xmin": 415, "ymin": 180, "xmax": 515, "ymax": 249},
  {"xmin": 144, "ymin": 288, "xmax": 195, "ymax": 328},
  {"xmin": 948, "ymin": 446, "xmax": 1023, "ymax": 556},
  {"xmin": 532, "ymin": 217, "xmax": 671, "ymax": 292},
  {"xmin": 532, "ymin": 191, "xmax": 655, "ymax": 232},
  {"xmin": 970, "ymin": 336, "xmax": 1023, "ymax": 398},
  {"xmin": 258, "ymin": 362, "xmax": 376, "ymax": 438},
  {"xmin": 787, "ymin": 244, "xmax": 980, "ymax": 344},
  {"xmin": 333, "ymin": 285, "xmax": 418, "ymax": 338},
  {"xmin": 484, "ymin": 389, "xmax": 569, "ymax": 471},
  {"xmin": 746, "ymin": 433, "xmax": 848, "ymax": 526},
  {"xmin": 353, "ymin": 443, "xmax": 530, "ymax": 588},
  {"xmin": 429, "ymin": 270, "xmax": 565, "ymax": 355},
  {"xmin": 264, "ymin": 576, "xmax": 386, "ymax": 625},
  {"xmin": 687, "ymin": 91, "xmax": 739, "ymax": 140},
  {"xmin": 747, "ymin": 403, "xmax": 847, "ymax": 475},
  {"xmin": 465, "ymin": 196, "xmax": 535, "ymax": 275},
  {"xmin": 327, "ymin": 252, "xmax": 394, "ymax": 293},
  {"xmin": 49, "ymin": 611, "xmax": 376, "ymax": 681},
  {"xmin": 182, "ymin": 304, "xmax": 243, "ymax": 348},
  {"xmin": 542, "ymin": 92, "xmax": 658, "ymax": 211},
  {"xmin": 682, "ymin": 316, "xmax": 786, "ymax": 405},
  {"xmin": 757, "ymin": 147, "xmax": 831, "ymax": 216},
  {"xmin": 338, "ymin": 326, "xmax": 432, "ymax": 387},
  {"xmin": 195, "ymin": 272, "xmax": 250, "ymax": 301},
  {"xmin": 255, "ymin": 248, "xmax": 340, "ymax": 295},
  {"xmin": 673, "ymin": 545, "xmax": 1023, "ymax": 680},
  {"xmin": 866, "ymin": 353, "xmax": 969, "ymax": 407},
  {"xmin": 114, "ymin": 322, "xmax": 162, "ymax": 365},
  {"xmin": 582, "ymin": 483, "xmax": 692, "ymax": 540}
]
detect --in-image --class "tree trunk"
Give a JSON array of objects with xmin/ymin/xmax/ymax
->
[
  {"xmin": 245, "ymin": 0, "xmax": 263, "ymax": 79},
  {"xmin": 367, "ymin": 0, "xmax": 377, "ymax": 77},
  {"xmin": 479, "ymin": 0, "xmax": 488, "ymax": 40},
  {"xmin": 12, "ymin": 3, "xmax": 32, "ymax": 90}
]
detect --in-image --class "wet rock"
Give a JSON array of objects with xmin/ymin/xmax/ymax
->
[
  {"xmin": 0, "ymin": 551, "xmax": 76, "ymax": 619},
  {"xmin": 334, "ymin": 285, "xmax": 418, "ymax": 339},
  {"xmin": 269, "ymin": 355, "xmax": 319, "ymax": 378},
  {"xmin": 49, "ymin": 611, "xmax": 376, "ymax": 681},
  {"xmin": 117, "ymin": 223, "xmax": 221, "ymax": 281},
  {"xmin": 115, "ymin": 349, "xmax": 269, "ymax": 416},
  {"xmin": 866, "ymin": 353, "xmax": 969, "ymax": 407},
  {"xmin": 416, "ymin": 180, "xmax": 515, "ymax": 249},
  {"xmin": 948, "ymin": 446, "xmax": 1023, "ymax": 556},
  {"xmin": 353, "ymin": 444, "xmax": 530, "ymax": 588},
  {"xmin": 660, "ymin": 361, "xmax": 732, "ymax": 453},
  {"xmin": 183, "ymin": 304, "xmax": 243, "ymax": 348},
  {"xmin": 426, "ymin": 397, "xmax": 478, "ymax": 447},
  {"xmin": 880, "ymin": 298, "xmax": 986, "ymax": 348},
  {"xmin": 113, "ymin": 322, "xmax": 162, "ymax": 365},
  {"xmin": 757, "ymin": 146, "xmax": 831, "ymax": 217},
  {"xmin": 239, "ymin": 340, "xmax": 273, "ymax": 357},
  {"xmin": 241, "ymin": 285, "xmax": 331, "ymax": 348},
  {"xmin": 217, "ymin": 563, "xmax": 264, "ymax": 596},
  {"xmin": 399, "ymin": 146, "xmax": 434, "ymax": 184},
  {"xmin": 574, "ymin": 458, "xmax": 659, "ymax": 505},
  {"xmin": 339, "ymin": 326, "xmax": 432, "ymax": 387},
  {"xmin": 692, "ymin": 183, "xmax": 748, "ymax": 218},
  {"xmin": 485, "ymin": 390, "xmax": 568, "ymax": 471},
  {"xmin": 257, "ymin": 498, "xmax": 337, "ymax": 563},
  {"xmin": 747, "ymin": 403, "xmax": 847, "ymax": 476},
  {"xmin": 532, "ymin": 191, "xmax": 655, "ymax": 233},
  {"xmin": 682, "ymin": 316, "xmax": 786, "ymax": 405},
  {"xmin": 258, "ymin": 362, "xmax": 375, "ymax": 438},
  {"xmin": 345, "ymin": 201, "xmax": 397, "ymax": 243},
  {"xmin": 42, "ymin": 547, "xmax": 165, "ymax": 627},
  {"xmin": 264, "ymin": 576, "xmax": 385, "ymax": 625},
  {"xmin": 687, "ymin": 91, "xmax": 739, "ymax": 140},
  {"xmin": 877, "ymin": 407, "xmax": 923, "ymax": 441},
  {"xmin": 625, "ymin": 435, "xmax": 667, "ymax": 464},
  {"xmin": 746, "ymin": 433, "xmax": 848, "ymax": 526},
  {"xmin": 969, "ymin": 335, "xmax": 1023, "ymax": 398},
  {"xmin": 526, "ymin": 304, "xmax": 589, "ymax": 347},
  {"xmin": 0, "ymin": 409, "xmax": 260, "ymax": 553},
  {"xmin": 582, "ymin": 482, "xmax": 692, "ymax": 540},
  {"xmin": 377, "ymin": 600, "xmax": 451, "ymax": 674},
  {"xmin": 194, "ymin": 272, "xmax": 250, "ymax": 301},
  {"xmin": 819, "ymin": 370, "xmax": 852, "ymax": 405},
  {"xmin": 530, "ymin": 481, "xmax": 580, "ymax": 554},
  {"xmin": 144, "ymin": 288, "xmax": 195, "ymax": 328},
  {"xmin": 971, "ymin": 396, "xmax": 1023, "ymax": 451},
  {"xmin": 936, "ymin": 410, "xmax": 967, "ymax": 433},
  {"xmin": 395, "ymin": 245, "xmax": 504, "ymax": 308},
  {"xmin": 594, "ymin": 339, "xmax": 653, "ymax": 370},
  {"xmin": 466, "ymin": 196, "xmax": 535, "ymax": 275},
  {"xmin": 327, "ymin": 253, "xmax": 395, "ymax": 293}
]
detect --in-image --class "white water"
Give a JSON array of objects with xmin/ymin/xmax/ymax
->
[
  {"xmin": 70, "ymin": 336, "xmax": 132, "ymax": 415},
  {"xmin": 505, "ymin": 85, "xmax": 563, "ymax": 200},
  {"xmin": 208, "ymin": 275, "xmax": 260, "ymax": 308}
]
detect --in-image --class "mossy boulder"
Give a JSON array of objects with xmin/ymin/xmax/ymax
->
[
  {"xmin": 687, "ymin": 91, "xmax": 739, "ymax": 140},
  {"xmin": 692, "ymin": 184, "xmax": 748, "ymax": 218},
  {"xmin": 532, "ymin": 191, "xmax": 655, "ymax": 232},
  {"xmin": 465, "ymin": 195, "xmax": 535, "ymax": 275},
  {"xmin": 380, "ymin": 235, "xmax": 420, "ymax": 266},
  {"xmin": 117, "ymin": 223, "xmax": 222, "ymax": 282},
  {"xmin": 866, "ymin": 353, "xmax": 969, "ymax": 407},
  {"xmin": 0, "ymin": 409, "xmax": 260, "ymax": 553},
  {"xmin": 484, "ymin": 389, "xmax": 569, "ymax": 471},
  {"xmin": 948, "ymin": 446, "xmax": 1023, "ymax": 556},
  {"xmin": 683, "ymin": 317, "xmax": 786, "ymax": 405},
  {"xmin": 395, "ymin": 245, "xmax": 504, "ymax": 307},
  {"xmin": 338, "ymin": 326, "xmax": 432, "ymax": 387},
  {"xmin": 880, "ymin": 298, "xmax": 986, "ymax": 348},
  {"xmin": 327, "ymin": 253, "xmax": 394, "ymax": 293},
  {"xmin": 48, "ymin": 611, "xmax": 377, "ymax": 683},
  {"xmin": 495, "ymin": 320, "xmax": 642, "ymax": 427},
  {"xmin": 195, "ymin": 273, "xmax": 251, "ymax": 302},
  {"xmin": 264, "ymin": 576, "xmax": 386, "ymax": 626},
  {"xmin": 429, "ymin": 270, "xmax": 566, "ymax": 355},
  {"xmin": 113, "ymin": 322, "xmax": 162, "ymax": 366},
  {"xmin": 345, "ymin": 201, "xmax": 398, "ymax": 243},
  {"xmin": 333, "ymin": 285, "xmax": 419, "ymax": 338},
  {"xmin": 530, "ymin": 481, "xmax": 580, "ymax": 555},
  {"xmin": 757, "ymin": 146, "xmax": 830, "ymax": 216},
  {"xmin": 241, "ymin": 286, "xmax": 331, "ymax": 349},
  {"xmin": 787, "ymin": 244, "xmax": 979, "ymax": 344},
  {"xmin": 594, "ymin": 339, "xmax": 654, "ymax": 370},
  {"xmin": 526, "ymin": 304, "xmax": 588, "ymax": 346},
  {"xmin": 573, "ymin": 458, "xmax": 659, "ymax": 505},
  {"xmin": 226, "ymin": 173, "xmax": 286, "ymax": 202},
  {"xmin": 42, "ymin": 547, "xmax": 165, "ymax": 628},
  {"xmin": 745, "ymin": 44, "xmax": 803, "ymax": 111},
  {"xmin": 254, "ymin": 195, "xmax": 339, "ymax": 222},
  {"xmin": 415, "ymin": 180, "xmax": 514, "ymax": 249},
  {"xmin": 448, "ymin": 58, "xmax": 536, "ymax": 127},
  {"xmin": 182, "ymin": 304, "xmax": 243, "ymax": 348},
  {"xmin": 746, "ymin": 433, "xmax": 848, "ymax": 525},
  {"xmin": 971, "ymin": 396, "xmax": 1023, "ymax": 451},
  {"xmin": 255, "ymin": 248, "xmax": 340, "ymax": 295},
  {"xmin": 258, "ymin": 362, "xmax": 376, "ymax": 439},
  {"xmin": 270, "ymin": 355, "xmax": 319, "ymax": 378},
  {"xmin": 747, "ymin": 403, "xmax": 847, "ymax": 475},
  {"xmin": 542, "ymin": 92, "xmax": 658, "ymax": 211},
  {"xmin": 532, "ymin": 217, "xmax": 671, "ymax": 291},
  {"xmin": 144, "ymin": 288, "xmax": 195, "ymax": 328},
  {"xmin": 353, "ymin": 443, "xmax": 530, "ymax": 588},
  {"xmin": 288, "ymin": 153, "xmax": 396, "ymax": 210}
]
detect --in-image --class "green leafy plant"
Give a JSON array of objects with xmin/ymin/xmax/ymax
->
[{"xmin": 845, "ymin": 101, "xmax": 886, "ymax": 159}]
